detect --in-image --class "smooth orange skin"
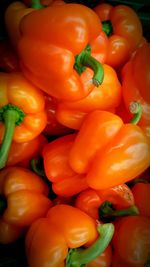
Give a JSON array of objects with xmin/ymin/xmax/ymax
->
[
  {"xmin": 47, "ymin": 205, "xmax": 98, "ymax": 248},
  {"xmin": 75, "ymin": 188, "xmax": 103, "ymax": 220},
  {"xmin": 26, "ymin": 204, "xmax": 98, "ymax": 267},
  {"xmin": 87, "ymin": 245, "xmax": 112, "ymax": 267},
  {"xmin": 69, "ymin": 110, "xmax": 123, "ymax": 174},
  {"xmin": 43, "ymin": 134, "xmax": 76, "ymax": 183},
  {"xmin": 0, "ymin": 40, "xmax": 20, "ymax": 72},
  {"xmin": 53, "ymin": 174, "xmax": 88, "ymax": 197},
  {"xmin": 6, "ymin": 134, "xmax": 47, "ymax": 166},
  {"xmin": 122, "ymin": 43, "xmax": 150, "ymax": 127},
  {"xmin": 87, "ymin": 124, "xmax": 150, "ymax": 190},
  {"xmin": 113, "ymin": 216, "xmax": 150, "ymax": 265},
  {"xmin": 94, "ymin": 4, "xmax": 142, "ymax": 68},
  {"xmin": 43, "ymin": 94, "xmax": 72, "ymax": 136},
  {"xmin": 0, "ymin": 72, "xmax": 47, "ymax": 143},
  {"xmin": 57, "ymin": 64, "xmax": 122, "ymax": 112},
  {"xmin": 18, "ymin": 4, "xmax": 104, "ymax": 101},
  {"xmin": 0, "ymin": 167, "xmax": 52, "ymax": 228},
  {"xmin": 132, "ymin": 183, "xmax": 150, "ymax": 217},
  {"xmin": 112, "ymin": 252, "xmax": 144, "ymax": 267},
  {"xmin": 5, "ymin": 2, "xmax": 33, "ymax": 49},
  {"xmin": 0, "ymin": 219, "xmax": 24, "ymax": 244},
  {"xmin": 75, "ymin": 184, "xmax": 134, "ymax": 220}
]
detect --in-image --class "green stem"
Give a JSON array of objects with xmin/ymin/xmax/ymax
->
[
  {"xmin": 0, "ymin": 195, "xmax": 7, "ymax": 215},
  {"xmin": 99, "ymin": 201, "xmax": 139, "ymax": 222},
  {"xmin": 66, "ymin": 223, "xmax": 114, "ymax": 267},
  {"xmin": 102, "ymin": 21, "xmax": 113, "ymax": 36},
  {"xmin": 74, "ymin": 45, "xmax": 104, "ymax": 87},
  {"xmin": 30, "ymin": 158, "xmax": 45, "ymax": 177},
  {"xmin": 0, "ymin": 104, "xmax": 25, "ymax": 169},
  {"xmin": 129, "ymin": 101, "xmax": 142, "ymax": 124},
  {"xmin": 31, "ymin": 0, "xmax": 44, "ymax": 9}
]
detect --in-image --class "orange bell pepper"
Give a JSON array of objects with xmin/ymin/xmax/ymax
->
[
  {"xmin": 69, "ymin": 107, "xmax": 150, "ymax": 190},
  {"xmin": 0, "ymin": 167, "xmax": 52, "ymax": 244},
  {"xmin": 5, "ymin": 1, "xmax": 34, "ymax": 49},
  {"xmin": 122, "ymin": 43, "xmax": 150, "ymax": 127},
  {"xmin": 75, "ymin": 184, "xmax": 138, "ymax": 221},
  {"xmin": 42, "ymin": 134, "xmax": 88, "ymax": 196},
  {"xmin": 112, "ymin": 216, "xmax": 150, "ymax": 266},
  {"xmin": 6, "ymin": 134, "xmax": 47, "ymax": 167},
  {"xmin": 0, "ymin": 72, "xmax": 47, "ymax": 169},
  {"xmin": 94, "ymin": 3, "xmax": 143, "ymax": 68},
  {"xmin": 0, "ymin": 39, "xmax": 20, "ymax": 72},
  {"xmin": 18, "ymin": 3, "xmax": 106, "ymax": 101},
  {"xmin": 26, "ymin": 204, "xmax": 114, "ymax": 267},
  {"xmin": 132, "ymin": 182, "xmax": 150, "ymax": 217}
]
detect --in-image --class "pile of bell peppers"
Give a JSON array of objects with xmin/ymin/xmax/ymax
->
[{"xmin": 0, "ymin": 0, "xmax": 150, "ymax": 266}]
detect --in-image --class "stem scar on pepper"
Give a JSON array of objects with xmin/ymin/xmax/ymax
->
[
  {"xmin": 66, "ymin": 223, "xmax": 114, "ymax": 267},
  {"xmin": 0, "ymin": 104, "xmax": 25, "ymax": 169},
  {"xmin": 129, "ymin": 101, "xmax": 142, "ymax": 125},
  {"xmin": 74, "ymin": 45, "xmax": 104, "ymax": 87}
]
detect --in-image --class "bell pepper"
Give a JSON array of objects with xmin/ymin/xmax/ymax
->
[
  {"xmin": 132, "ymin": 182, "xmax": 150, "ymax": 217},
  {"xmin": 75, "ymin": 184, "xmax": 139, "ymax": 221},
  {"xmin": 6, "ymin": 134, "xmax": 47, "ymax": 167},
  {"xmin": 43, "ymin": 94, "xmax": 72, "ymax": 136},
  {"xmin": 112, "ymin": 252, "xmax": 145, "ymax": 267},
  {"xmin": 56, "ymin": 63, "xmax": 121, "ymax": 129},
  {"xmin": 5, "ymin": 1, "xmax": 34, "ymax": 50},
  {"xmin": 26, "ymin": 204, "xmax": 114, "ymax": 267},
  {"xmin": 0, "ymin": 218, "xmax": 24, "ymax": 244},
  {"xmin": 0, "ymin": 167, "xmax": 52, "ymax": 244},
  {"xmin": 112, "ymin": 216, "xmax": 150, "ymax": 266},
  {"xmin": 69, "ymin": 106, "xmax": 150, "ymax": 190},
  {"xmin": 18, "ymin": 2, "xmax": 106, "ymax": 101},
  {"xmin": 42, "ymin": 134, "xmax": 88, "ymax": 196},
  {"xmin": 122, "ymin": 43, "xmax": 150, "ymax": 127},
  {"xmin": 0, "ymin": 72, "xmax": 47, "ymax": 169},
  {"xmin": 0, "ymin": 39, "xmax": 20, "ymax": 72},
  {"xmin": 94, "ymin": 3, "xmax": 143, "ymax": 68}
]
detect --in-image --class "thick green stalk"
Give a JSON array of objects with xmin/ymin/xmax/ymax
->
[
  {"xmin": 99, "ymin": 201, "xmax": 139, "ymax": 222},
  {"xmin": 129, "ymin": 101, "xmax": 142, "ymax": 124},
  {"xmin": 66, "ymin": 223, "xmax": 114, "ymax": 267},
  {"xmin": 102, "ymin": 21, "xmax": 113, "ymax": 36},
  {"xmin": 31, "ymin": 0, "xmax": 44, "ymax": 9},
  {"xmin": 74, "ymin": 45, "xmax": 104, "ymax": 87},
  {"xmin": 0, "ymin": 104, "xmax": 25, "ymax": 169}
]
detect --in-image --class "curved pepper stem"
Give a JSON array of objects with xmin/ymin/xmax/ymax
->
[
  {"xmin": 0, "ymin": 104, "xmax": 25, "ymax": 169},
  {"xmin": 31, "ymin": 0, "xmax": 44, "ymax": 9},
  {"xmin": 30, "ymin": 158, "xmax": 45, "ymax": 177},
  {"xmin": 99, "ymin": 201, "xmax": 139, "ymax": 223},
  {"xmin": 102, "ymin": 21, "xmax": 113, "ymax": 36},
  {"xmin": 66, "ymin": 223, "xmax": 114, "ymax": 267},
  {"xmin": 74, "ymin": 45, "xmax": 104, "ymax": 87},
  {"xmin": 0, "ymin": 195, "xmax": 7, "ymax": 215},
  {"xmin": 129, "ymin": 101, "xmax": 142, "ymax": 125}
]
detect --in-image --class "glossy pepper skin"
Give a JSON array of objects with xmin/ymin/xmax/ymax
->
[
  {"xmin": 42, "ymin": 134, "xmax": 88, "ymax": 196},
  {"xmin": 122, "ymin": 43, "xmax": 150, "ymax": 127},
  {"xmin": 0, "ymin": 72, "xmax": 47, "ymax": 169},
  {"xmin": 0, "ymin": 39, "xmax": 20, "ymax": 72},
  {"xmin": 0, "ymin": 167, "xmax": 52, "ymax": 244},
  {"xmin": 26, "ymin": 204, "xmax": 114, "ymax": 267},
  {"xmin": 69, "ymin": 110, "xmax": 150, "ymax": 190},
  {"xmin": 132, "ymin": 183, "xmax": 150, "ymax": 217},
  {"xmin": 94, "ymin": 3, "xmax": 143, "ymax": 68},
  {"xmin": 112, "ymin": 216, "xmax": 150, "ymax": 266},
  {"xmin": 6, "ymin": 134, "xmax": 47, "ymax": 167},
  {"xmin": 18, "ymin": 3, "xmax": 105, "ymax": 101}
]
